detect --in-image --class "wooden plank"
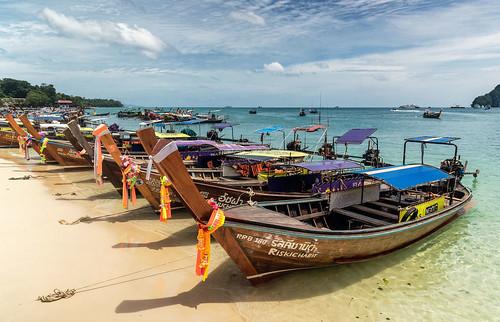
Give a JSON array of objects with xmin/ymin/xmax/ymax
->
[
  {"xmin": 67, "ymin": 120, "xmax": 94, "ymax": 157},
  {"xmin": 62, "ymin": 128, "xmax": 92, "ymax": 165},
  {"xmin": 367, "ymin": 201, "xmax": 400, "ymax": 211},
  {"xmin": 351, "ymin": 204, "xmax": 398, "ymax": 221},
  {"xmin": 294, "ymin": 211, "xmax": 327, "ymax": 221},
  {"xmin": 333, "ymin": 208, "xmax": 390, "ymax": 227},
  {"xmin": 19, "ymin": 115, "xmax": 66, "ymax": 165}
]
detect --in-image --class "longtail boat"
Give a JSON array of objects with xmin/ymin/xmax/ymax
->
[
  {"xmin": 135, "ymin": 127, "xmax": 340, "ymax": 209},
  {"xmin": 0, "ymin": 126, "xmax": 19, "ymax": 147},
  {"xmin": 16, "ymin": 115, "xmax": 90, "ymax": 166},
  {"xmin": 92, "ymin": 124, "xmax": 160, "ymax": 210},
  {"xmin": 5, "ymin": 114, "xmax": 45, "ymax": 159},
  {"xmin": 328, "ymin": 128, "xmax": 390, "ymax": 167},
  {"xmin": 138, "ymin": 130, "xmax": 473, "ymax": 284}
]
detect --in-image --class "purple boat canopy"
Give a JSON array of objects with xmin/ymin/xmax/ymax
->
[
  {"xmin": 336, "ymin": 128, "xmax": 377, "ymax": 145},
  {"xmin": 294, "ymin": 159, "xmax": 362, "ymax": 172},
  {"xmin": 174, "ymin": 140, "xmax": 268, "ymax": 152}
]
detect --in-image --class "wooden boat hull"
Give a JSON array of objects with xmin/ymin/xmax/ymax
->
[
  {"xmin": 220, "ymin": 188, "xmax": 471, "ymax": 283},
  {"xmin": 102, "ymin": 158, "xmax": 313, "ymax": 210},
  {"xmin": 42, "ymin": 140, "xmax": 91, "ymax": 166},
  {"xmin": 0, "ymin": 128, "xmax": 19, "ymax": 147}
]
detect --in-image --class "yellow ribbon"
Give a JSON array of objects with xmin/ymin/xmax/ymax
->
[{"xmin": 39, "ymin": 138, "xmax": 49, "ymax": 164}]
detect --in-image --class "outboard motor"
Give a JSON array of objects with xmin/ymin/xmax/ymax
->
[
  {"xmin": 363, "ymin": 148, "xmax": 382, "ymax": 167},
  {"xmin": 286, "ymin": 140, "xmax": 301, "ymax": 151},
  {"xmin": 440, "ymin": 158, "xmax": 479, "ymax": 181},
  {"xmin": 318, "ymin": 143, "xmax": 333, "ymax": 159},
  {"xmin": 207, "ymin": 129, "xmax": 219, "ymax": 141},
  {"xmin": 108, "ymin": 123, "xmax": 121, "ymax": 132}
]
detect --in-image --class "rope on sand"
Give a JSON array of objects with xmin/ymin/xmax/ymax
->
[
  {"xmin": 58, "ymin": 216, "xmax": 92, "ymax": 225},
  {"xmin": 8, "ymin": 175, "xmax": 33, "ymax": 180},
  {"xmin": 35, "ymin": 256, "xmax": 196, "ymax": 303},
  {"xmin": 37, "ymin": 289, "xmax": 76, "ymax": 302}
]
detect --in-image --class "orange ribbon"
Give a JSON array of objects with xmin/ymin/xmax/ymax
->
[
  {"xmin": 195, "ymin": 199, "xmax": 225, "ymax": 281},
  {"xmin": 160, "ymin": 176, "xmax": 172, "ymax": 222}
]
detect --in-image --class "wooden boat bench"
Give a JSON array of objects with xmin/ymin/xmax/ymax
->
[
  {"xmin": 367, "ymin": 201, "xmax": 400, "ymax": 212},
  {"xmin": 294, "ymin": 211, "xmax": 328, "ymax": 221},
  {"xmin": 333, "ymin": 208, "xmax": 391, "ymax": 227},
  {"xmin": 351, "ymin": 204, "xmax": 399, "ymax": 221}
]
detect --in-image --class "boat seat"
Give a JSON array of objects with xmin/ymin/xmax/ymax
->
[
  {"xmin": 367, "ymin": 201, "xmax": 400, "ymax": 212},
  {"xmin": 294, "ymin": 211, "xmax": 327, "ymax": 221},
  {"xmin": 333, "ymin": 208, "xmax": 390, "ymax": 227},
  {"xmin": 350, "ymin": 205, "xmax": 398, "ymax": 221}
]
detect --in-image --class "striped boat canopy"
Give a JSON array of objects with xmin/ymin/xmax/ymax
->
[
  {"xmin": 405, "ymin": 136, "xmax": 460, "ymax": 144},
  {"xmin": 358, "ymin": 164, "xmax": 452, "ymax": 190}
]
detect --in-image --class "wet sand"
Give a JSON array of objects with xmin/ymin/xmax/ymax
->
[
  {"xmin": 0, "ymin": 149, "xmax": 245, "ymax": 322},
  {"xmin": 0, "ymin": 148, "xmax": 488, "ymax": 322}
]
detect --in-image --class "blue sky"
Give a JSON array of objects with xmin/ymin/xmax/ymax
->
[{"xmin": 1, "ymin": 0, "xmax": 500, "ymax": 106}]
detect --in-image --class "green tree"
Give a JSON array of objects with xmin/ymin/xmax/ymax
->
[
  {"xmin": 0, "ymin": 78, "xmax": 32, "ymax": 98},
  {"xmin": 25, "ymin": 90, "xmax": 52, "ymax": 107},
  {"xmin": 37, "ymin": 83, "xmax": 56, "ymax": 102}
]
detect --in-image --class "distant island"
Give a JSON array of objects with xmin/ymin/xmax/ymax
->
[
  {"xmin": 471, "ymin": 85, "xmax": 500, "ymax": 107},
  {"xmin": 0, "ymin": 78, "xmax": 123, "ymax": 108}
]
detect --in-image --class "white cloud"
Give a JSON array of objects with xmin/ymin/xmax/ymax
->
[
  {"xmin": 229, "ymin": 11, "xmax": 266, "ymax": 26},
  {"xmin": 40, "ymin": 8, "xmax": 166, "ymax": 58},
  {"xmin": 264, "ymin": 61, "xmax": 285, "ymax": 72}
]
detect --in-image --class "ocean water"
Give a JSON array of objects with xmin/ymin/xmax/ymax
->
[{"xmin": 96, "ymin": 107, "xmax": 499, "ymax": 321}]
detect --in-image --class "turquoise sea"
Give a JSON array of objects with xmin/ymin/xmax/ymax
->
[{"xmin": 96, "ymin": 107, "xmax": 499, "ymax": 321}]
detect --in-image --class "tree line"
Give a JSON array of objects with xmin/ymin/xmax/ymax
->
[{"xmin": 0, "ymin": 78, "xmax": 123, "ymax": 107}]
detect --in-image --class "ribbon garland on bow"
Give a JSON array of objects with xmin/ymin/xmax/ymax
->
[
  {"xmin": 159, "ymin": 176, "xmax": 172, "ymax": 222},
  {"xmin": 17, "ymin": 134, "xmax": 32, "ymax": 160},
  {"xmin": 39, "ymin": 137, "xmax": 49, "ymax": 164},
  {"xmin": 195, "ymin": 199, "xmax": 225, "ymax": 281},
  {"xmin": 120, "ymin": 155, "xmax": 140, "ymax": 209},
  {"xmin": 93, "ymin": 128, "xmax": 110, "ymax": 185}
]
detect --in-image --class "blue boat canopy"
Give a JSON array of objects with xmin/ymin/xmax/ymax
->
[
  {"xmin": 358, "ymin": 164, "xmax": 452, "ymax": 190},
  {"xmin": 405, "ymin": 136, "xmax": 460, "ymax": 144},
  {"xmin": 255, "ymin": 125, "xmax": 284, "ymax": 134}
]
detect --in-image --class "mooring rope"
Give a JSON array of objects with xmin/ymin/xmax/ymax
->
[
  {"xmin": 35, "ymin": 253, "xmax": 198, "ymax": 303},
  {"xmin": 58, "ymin": 216, "xmax": 92, "ymax": 225}
]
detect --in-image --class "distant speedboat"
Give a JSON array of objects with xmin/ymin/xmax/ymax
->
[
  {"xmin": 391, "ymin": 104, "xmax": 421, "ymax": 112},
  {"xmin": 450, "ymin": 104, "xmax": 465, "ymax": 109},
  {"xmin": 299, "ymin": 108, "xmax": 306, "ymax": 116},
  {"xmin": 249, "ymin": 109, "xmax": 257, "ymax": 114},
  {"xmin": 309, "ymin": 108, "xmax": 318, "ymax": 114}
]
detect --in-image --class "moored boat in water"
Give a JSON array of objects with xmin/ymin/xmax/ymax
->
[
  {"xmin": 423, "ymin": 109, "xmax": 442, "ymax": 119},
  {"xmin": 139, "ymin": 130, "xmax": 474, "ymax": 284}
]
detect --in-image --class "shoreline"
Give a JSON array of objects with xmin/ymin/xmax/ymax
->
[
  {"xmin": 0, "ymin": 148, "xmax": 246, "ymax": 322},
  {"xmin": 0, "ymin": 147, "xmax": 489, "ymax": 322}
]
